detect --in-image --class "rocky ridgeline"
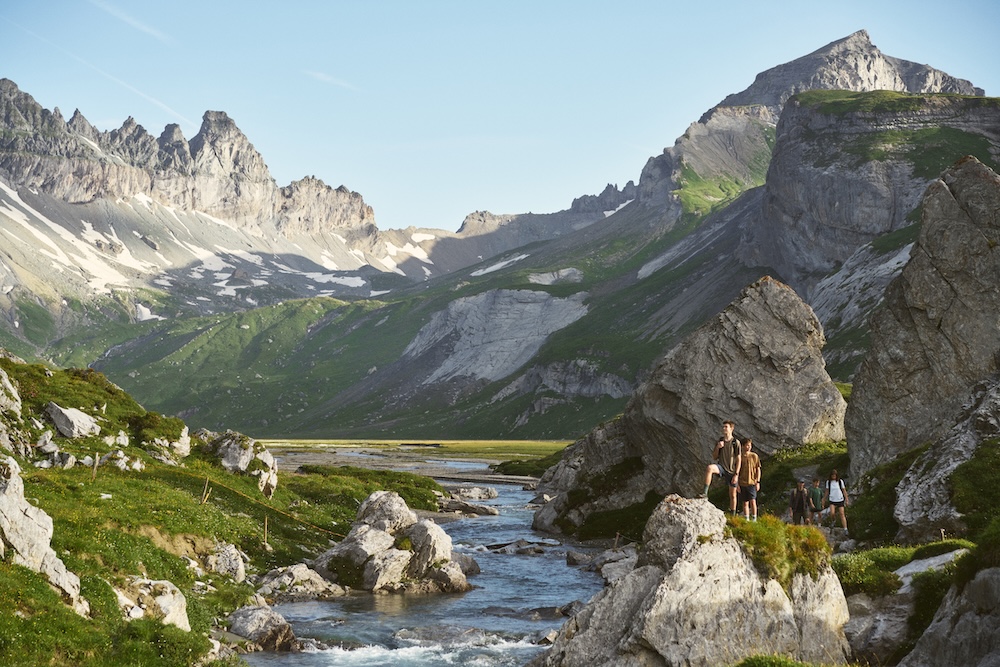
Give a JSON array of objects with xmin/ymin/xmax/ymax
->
[
  {"xmin": 531, "ymin": 496, "xmax": 850, "ymax": 666},
  {"xmin": 0, "ymin": 82, "xmax": 373, "ymax": 234},
  {"xmin": 534, "ymin": 276, "xmax": 844, "ymax": 533}
]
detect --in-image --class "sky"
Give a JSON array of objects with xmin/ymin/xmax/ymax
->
[{"xmin": 2, "ymin": 1, "xmax": 998, "ymax": 232}]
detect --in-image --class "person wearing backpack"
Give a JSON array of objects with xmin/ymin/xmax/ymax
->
[
  {"xmin": 788, "ymin": 479, "xmax": 810, "ymax": 524},
  {"xmin": 822, "ymin": 469, "xmax": 850, "ymax": 535},
  {"xmin": 702, "ymin": 420, "xmax": 742, "ymax": 515}
]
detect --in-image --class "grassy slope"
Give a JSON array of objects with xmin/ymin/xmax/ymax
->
[{"xmin": 0, "ymin": 360, "xmax": 451, "ymax": 666}]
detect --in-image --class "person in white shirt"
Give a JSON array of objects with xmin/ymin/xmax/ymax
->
[{"xmin": 822, "ymin": 469, "xmax": 850, "ymax": 535}]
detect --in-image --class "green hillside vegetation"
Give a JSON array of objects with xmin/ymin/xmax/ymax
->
[{"xmin": 0, "ymin": 360, "xmax": 446, "ymax": 666}]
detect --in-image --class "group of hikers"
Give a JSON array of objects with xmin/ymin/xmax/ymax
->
[{"xmin": 701, "ymin": 420, "xmax": 849, "ymax": 535}]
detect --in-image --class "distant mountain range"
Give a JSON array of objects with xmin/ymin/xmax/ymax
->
[{"xmin": 1, "ymin": 30, "xmax": 996, "ymax": 439}]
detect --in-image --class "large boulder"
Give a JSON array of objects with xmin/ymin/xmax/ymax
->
[
  {"xmin": 898, "ymin": 567, "xmax": 1000, "ymax": 667},
  {"xmin": 847, "ymin": 157, "xmax": 1000, "ymax": 479},
  {"xmin": 199, "ymin": 429, "xmax": 278, "ymax": 498},
  {"xmin": 530, "ymin": 496, "xmax": 849, "ymax": 667},
  {"xmin": 115, "ymin": 577, "xmax": 190, "ymax": 631},
  {"xmin": 227, "ymin": 605, "xmax": 299, "ymax": 652},
  {"xmin": 45, "ymin": 402, "xmax": 100, "ymax": 438},
  {"xmin": 535, "ymin": 277, "xmax": 844, "ymax": 533},
  {"xmin": 0, "ymin": 456, "xmax": 89, "ymax": 615},
  {"xmin": 255, "ymin": 564, "xmax": 346, "ymax": 603},
  {"xmin": 311, "ymin": 491, "xmax": 472, "ymax": 593}
]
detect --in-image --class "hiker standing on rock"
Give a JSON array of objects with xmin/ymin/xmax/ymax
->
[
  {"xmin": 738, "ymin": 438, "xmax": 761, "ymax": 521},
  {"xmin": 702, "ymin": 420, "xmax": 742, "ymax": 514}
]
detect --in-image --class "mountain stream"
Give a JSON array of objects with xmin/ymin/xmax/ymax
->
[{"xmin": 243, "ymin": 459, "xmax": 605, "ymax": 666}]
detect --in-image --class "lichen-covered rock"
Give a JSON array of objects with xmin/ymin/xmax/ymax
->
[
  {"xmin": 227, "ymin": 605, "xmax": 299, "ymax": 652},
  {"xmin": 116, "ymin": 577, "xmax": 190, "ymax": 631},
  {"xmin": 207, "ymin": 542, "xmax": 247, "ymax": 583},
  {"xmin": 311, "ymin": 491, "xmax": 471, "ymax": 594},
  {"xmin": 847, "ymin": 157, "xmax": 1000, "ymax": 479},
  {"xmin": 530, "ymin": 496, "xmax": 849, "ymax": 667},
  {"xmin": 255, "ymin": 564, "xmax": 346, "ymax": 602},
  {"xmin": 201, "ymin": 429, "xmax": 278, "ymax": 498}
]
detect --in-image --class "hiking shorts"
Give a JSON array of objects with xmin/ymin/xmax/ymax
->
[
  {"xmin": 709, "ymin": 463, "xmax": 737, "ymax": 487},
  {"xmin": 740, "ymin": 485, "xmax": 757, "ymax": 500}
]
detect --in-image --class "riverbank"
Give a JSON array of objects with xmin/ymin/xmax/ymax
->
[{"xmin": 268, "ymin": 444, "xmax": 543, "ymax": 487}]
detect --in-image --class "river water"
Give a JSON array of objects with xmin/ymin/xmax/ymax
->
[{"xmin": 243, "ymin": 462, "xmax": 605, "ymax": 666}]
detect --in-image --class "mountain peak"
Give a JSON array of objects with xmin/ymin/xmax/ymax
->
[{"xmin": 717, "ymin": 30, "xmax": 981, "ymax": 111}]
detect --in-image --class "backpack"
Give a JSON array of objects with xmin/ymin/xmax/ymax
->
[{"xmin": 827, "ymin": 479, "xmax": 846, "ymax": 497}]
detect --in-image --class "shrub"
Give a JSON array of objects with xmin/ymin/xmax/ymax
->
[
  {"xmin": 727, "ymin": 515, "xmax": 831, "ymax": 593},
  {"xmin": 908, "ymin": 563, "xmax": 956, "ymax": 637},
  {"xmin": 831, "ymin": 551, "xmax": 903, "ymax": 598}
]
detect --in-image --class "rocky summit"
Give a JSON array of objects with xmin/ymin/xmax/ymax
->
[
  {"xmin": 533, "ymin": 276, "xmax": 844, "ymax": 534},
  {"xmin": 846, "ymin": 157, "xmax": 1000, "ymax": 478}
]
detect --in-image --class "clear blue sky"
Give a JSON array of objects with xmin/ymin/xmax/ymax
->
[{"xmin": 3, "ymin": 1, "xmax": 998, "ymax": 232}]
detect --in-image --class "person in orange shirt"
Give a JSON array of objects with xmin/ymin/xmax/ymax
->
[{"xmin": 738, "ymin": 439, "xmax": 761, "ymax": 521}]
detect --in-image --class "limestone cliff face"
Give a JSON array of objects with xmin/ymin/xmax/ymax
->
[
  {"xmin": 534, "ymin": 277, "xmax": 844, "ymax": 534},
  {"xmin": 743, "ymin": 94, "xmax": 1000, "ymax": 294},
  {"xmin": 846, "ymin": 157, "xmax": 1000, "ymax": 479}
]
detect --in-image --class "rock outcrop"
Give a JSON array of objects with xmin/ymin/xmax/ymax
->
[
  {"xmin": 534, "ymin": 277, "xmax": 844, "ymax": 534},
  {"xmin": 898, "ymin": 567, "xmax": 1000, "ymax": 667},
  {"xmin": 45, "ymin": 402, "xmax": 100, "ymax": 438},
  {"xmin": 198, "ymin": 429, "xmax": 278, "ymax": 498},
  {"xmin": 844, "ymin": 548, "xmax": 968, "ymax": 664},
  {"xmin": 0, "ymin": 456, "xmax": 89, "ymax": 615},
  {"xmin": 893, "ymin": 379, "xmax": 1000, "ymax": 542},
  {"xmin": 311, "ymin": 491, "xmax": 473, "ymax": 594},
  {"xmin": 847, "ymin": 157, "xmax": 1000, "ymax": 479},
  {"xmin": 227, "ymin": 605, "xmax": 299, "ymax": 652},
  {"xmin": 718, "ymin": 30, "xmax": 981, "ymax": 113},
  {"xmin": 115, "ymin": 577, "xmax": 190, "ymax": 631},
  {"xmin": 530, "ymin": 496, "xmax": 850, "ymax": 667}
]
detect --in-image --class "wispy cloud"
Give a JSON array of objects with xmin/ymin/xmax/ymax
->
[
  {"xmin": 304, "ymin": 70, "xmax": 358, "ymax": 91},
  {"xmin": 88, "ymin": 0, "xmax": 171, "ymax": 44},
  {"xmin": 2, "ymin": 16, "xmax": 197, "ymax": 130}
]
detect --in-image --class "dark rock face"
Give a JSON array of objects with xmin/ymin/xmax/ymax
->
[
  {"xmin": 846, "ymin": 157, "xmax": 1000, "ymax": 479},
  {"xmin": 743, "ymin": 94, "xmax": 1000, "ymax": 295},
  {"xmin": 534, "ymin": 277, "xmax": 844, "ymax": 534}
]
